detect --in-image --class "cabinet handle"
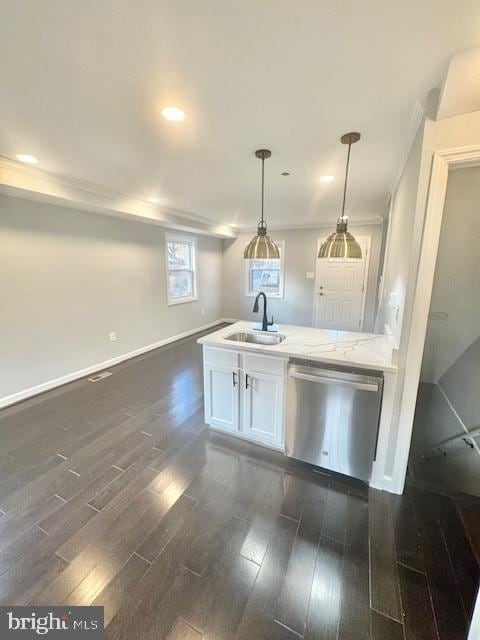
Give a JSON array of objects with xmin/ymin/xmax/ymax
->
[
  {"xmin": 232, "ymin": 370, "xmax": 237, "ymax": 387},
  {"xmin": 245, "ymin": 373, "xmax": 250, "ymax": 389}
]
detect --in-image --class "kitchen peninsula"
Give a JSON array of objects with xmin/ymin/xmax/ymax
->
[{"xmin": 198, "ymin": 321, "xmax": 398, "ymax": 492}]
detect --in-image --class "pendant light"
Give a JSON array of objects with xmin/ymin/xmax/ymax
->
[
  {"xmin": 318, "ymin": 132, "xmax": 362, "ymax": 259},
  {"xmin": 244, "ymin": 149, "xmax": 280, "ymax": 260}
]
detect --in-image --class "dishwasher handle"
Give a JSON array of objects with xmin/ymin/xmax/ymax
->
[{"xmin": 288, "ymin": 369, "xmax": 380, "ymax": 392}]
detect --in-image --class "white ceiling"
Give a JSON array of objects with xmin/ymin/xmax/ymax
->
[{"xmin": 1, "ymin": 1, "xmax": 480, "ymax": 230}]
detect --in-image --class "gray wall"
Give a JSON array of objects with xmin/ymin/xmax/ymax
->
[
  {"xmin": 412, "ymin": 166, "xmax": 480, "ymax": 457},
  {"xmin": 222, "ymin": 224, "xmax": 384, "ymax": 331},
  {"xmin": 0, "ymin": 195, "xmax": 385, "ymax": 402},
  {"xmin": 0, "ymin": 194, "xmax": 223, "ymax": 398},
  {"xmin": 375, "ymin": 126, "xmax": 424, "ymax": 343},
  {"xmin": 421, "ymin": 166, "xmax": 480, "ymax": 383}
]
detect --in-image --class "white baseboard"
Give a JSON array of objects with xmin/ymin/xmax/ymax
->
[
  {"xmin": 370, "ymin": 472, "xmax": 403, "ymax": 495},
  {"xmin": 0, "ymin": 318, "xmax": 228, "ymax": 410}
]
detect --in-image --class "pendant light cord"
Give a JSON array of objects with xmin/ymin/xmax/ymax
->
[
  {"xmin": 261, "ymin": 155, "xmax": 265, "ymax": 225},
  {"xmin": 341, "ymin": 141, "xmax": 352, "ymax": 218}
]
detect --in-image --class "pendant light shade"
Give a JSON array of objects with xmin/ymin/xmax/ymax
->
[
  {"xmin": 244, "ymin": 149, "xmax": 280, "ymax": 260},
  {"xmin": 243, "ymin": 221, "xmax": 280, "ymax": 259},
  {"xmin": 317, "ymin": 216, "xmax": 362, "ymax": 259},
  {"xmin": 319, "ymin": 132, "xmax": 362, "ymax": 260}
]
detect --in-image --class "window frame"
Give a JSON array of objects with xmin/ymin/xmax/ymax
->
[
  {"xmin": 165, "ymin": 233, "xmax": 198, "ymax": 306},
  {"xmin": 244, "ymin": 240, "xmax": 285, "ymax": 299}
]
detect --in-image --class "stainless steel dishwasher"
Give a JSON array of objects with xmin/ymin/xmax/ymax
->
[{"xmin": 286, "ymin": 360, "xmax": 383, "ymax": 482}]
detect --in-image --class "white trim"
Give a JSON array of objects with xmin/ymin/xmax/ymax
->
[
  {"xmin": 388, "ymin": 99, "xmax": 425, "ymax": 196},
  {"xmin": 167, "ymin": 295, "xmax": 198, "ymax": 306},
  {"xmin": 392, "ymin": 144, "xmax": 480, "ymax": 494},
  {"xmin": 244, "ymin": 240, "xmax": 286, "ymax": 299},
  {"xmin": 312, "ymin": 235, "xmax": 371, "ymax": 331},
  {"xmin": 0, "ymin": 319, "xmax": 228, "ymax": 409},
  {"xmin": 434, "ymin": 144, "xmax": 480, "ymax": 167},
  {"xmin": 0, "ymin": 156, "xmax": 236, "ymax": 239},
  {"xmin": 165, "ymin": 233, "xmax": 198, "ymax": 305},
  {"xmin": 239, "ymin": 218, "xmax": 384, "ymax": 232},
  {"xmin": 370, "ymin": 370, "xmax": 399, "ymax": 492}
]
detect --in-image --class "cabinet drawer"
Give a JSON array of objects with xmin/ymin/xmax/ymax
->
[
  {"xmin": 242, "ymin": 353, "xmax": 286, "ymax": 376},
  {"xmin": 204, "ymin": 346, "xmax": 239, "ymax": 367}
]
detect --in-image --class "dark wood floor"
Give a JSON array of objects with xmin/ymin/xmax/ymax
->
[{"xmin": 0, "ymin": 324, "xmax": 478, "ymax": 640}]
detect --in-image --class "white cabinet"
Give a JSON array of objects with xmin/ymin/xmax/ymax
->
[
  {"xmin": 203, "ymin": 347, "xmax": 240, "ymax": 434},
  {"xmin": 204, "ymin": 362, "xmax": 239, "ymax": 433},
  {"xmin": 242, "ymin": 369, "xmax": 284, "ymax": 446},
  {"xmin": 203, "ymin": 346, "xmax": 286, "ymax": 449}
]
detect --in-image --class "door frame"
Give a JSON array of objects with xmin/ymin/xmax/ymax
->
[
  {"xmin": 312, "ymin": 234, "xmax": 372, "ymax": 331},
  {"xmin": 392, "ymin": 145, "xmax": 480, "ymax": 493}
]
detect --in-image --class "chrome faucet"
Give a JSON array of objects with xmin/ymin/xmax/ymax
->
[{"xmin": 253, "ymin": 292, "xmax": 274, "ymax": 332}]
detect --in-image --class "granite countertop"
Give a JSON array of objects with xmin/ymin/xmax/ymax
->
[{"xmin": 198, "ymin": 321, "xmax": 397, "ymax": 372}]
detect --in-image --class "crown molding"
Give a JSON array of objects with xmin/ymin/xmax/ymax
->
[
  {"xmin": 237, "ymin": 216, "xmax": 384, "ymax": 233},
  {"xmin": 388, "ymin": 98, "xmax": 426, "ymax": 198},
  {"xmin": 0, "ymin": 157, "xmax": 236, "ymax": 239}
]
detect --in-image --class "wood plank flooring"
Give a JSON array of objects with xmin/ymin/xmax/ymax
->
[{"xmin": 0, "ymin": 324, "xmax": 478, "ymax": 639}]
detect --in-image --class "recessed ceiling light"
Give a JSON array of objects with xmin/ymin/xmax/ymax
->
[
  {"xmin": 16, "ymin": 153, "xmax": 38, "ymax": 164},
  {"xmin": 161, "ymin": 107, "xmax": 185, "ymax": 122},
  {"xmin": 147, "ymin": 197, "xmax": 160, "ymax": 204},
  {"xmin": 320, "ymin": 175, "xmax": 335, "ymax": 183}
]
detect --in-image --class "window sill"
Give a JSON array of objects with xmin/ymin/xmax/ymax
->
[
  {"xmin": 167, "ymin": 295, "xmax": 199, "ymax": 306},
  {"xmin": 245, "ymin": 292, "xmax": 284, "ymax": 299}
]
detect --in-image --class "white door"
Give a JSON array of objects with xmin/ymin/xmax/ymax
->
[
  {"xmin": 242, "ymin": 370, "xmax": 284, "ymax": 446},
  {"xmin": 204, "ymin": 363, "xmax": 239, "ymax": 433},
  {"xmin": 313, "ymin": 235, "xmax": 370, "ymax": 331}
]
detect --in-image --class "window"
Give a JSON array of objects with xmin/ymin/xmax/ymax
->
[
  {"xmin": 245, "ymin": 240, "xmax": 285, "ymax": 298},
  {"xmin": 165, "ymin": 234, "xmax": 198, "ymax": 305}
]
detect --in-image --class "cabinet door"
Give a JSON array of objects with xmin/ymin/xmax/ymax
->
[
  {"xmin": 242, "ymin": 370, "xmax": 284, "ymax": 446},
  {"xmin": 204, "ymin": 363, "xmax": 239, "ymax": 433}
]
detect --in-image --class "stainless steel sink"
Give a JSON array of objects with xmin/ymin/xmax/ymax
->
[{"xmin": 224, "ymin": 331, "xmax": 286, "ymax": 346}]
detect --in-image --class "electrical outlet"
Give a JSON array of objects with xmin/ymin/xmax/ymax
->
[
  {"xmin": 306, "ymin": 272, "xmax": 315, "ymax": 279},
  {"xmin": 200, "ymin": 308, "xmax": 206, "ymax": 316},
  {"xmin": 109, "ymin": 332, "xmax": 116, "ymax": 342}
]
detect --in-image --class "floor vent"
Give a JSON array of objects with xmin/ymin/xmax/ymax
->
[{"xmin": 88, "ymin": 371, "xmax": 113, "ymax": 382}]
